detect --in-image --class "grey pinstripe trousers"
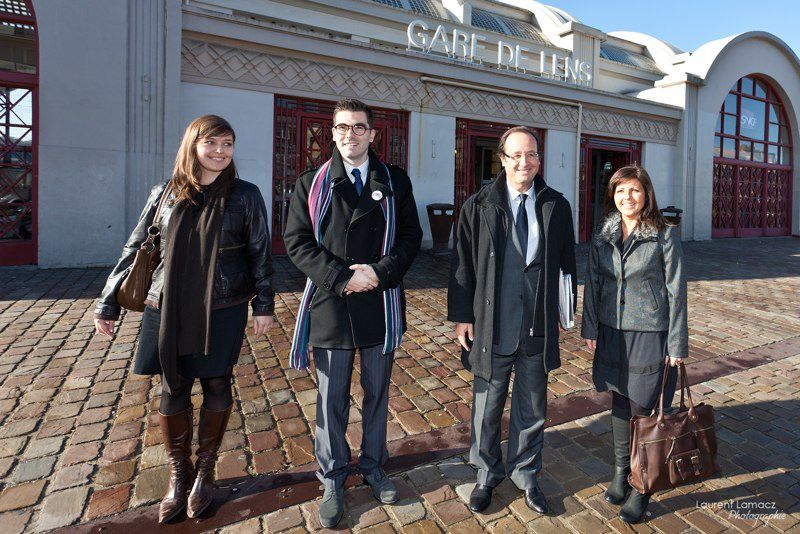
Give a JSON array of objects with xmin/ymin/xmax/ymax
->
[
  {"xmin": 312, "ymin": 345, "xmax": 394, "ymax": 490},
  {"xmin": 470, "ymin": 348, "xmax": 548, "ymax": 489}
]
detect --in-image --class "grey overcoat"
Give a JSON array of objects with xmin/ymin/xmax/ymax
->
[{"xmin": 580, "ymin": 212, "xmax": 688, "ymax": 359}]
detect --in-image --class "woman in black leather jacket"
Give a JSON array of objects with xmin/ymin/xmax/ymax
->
[{"xmin": 94, "ymin": 115, "xmax": 274, "ymax": 522}]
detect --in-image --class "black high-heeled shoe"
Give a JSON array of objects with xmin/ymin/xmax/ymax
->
[
  {"xmin": 605, "ymin": 466, "xmax": 631, "ymax": 505},
  {"xmin": 619, "ymin": 488, "xmax": 651, "ymax": 524}
]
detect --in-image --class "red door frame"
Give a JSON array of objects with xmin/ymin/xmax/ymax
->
[
  {"xmin": 0, "ymin": 1, "xmax": 38, "ymax": 265},
  {"xmin": 454, "ymin": 118, "xmax": 545, "ymax": 230},
  {"xmin": 579, "ymin": 135, "xmax": 641, "ymax": 242},
  {"xmin": 712, "ymin": 75, "xmax": 793, "ymax": 238},
  {"xmin": 272, "ymin": 96, "xmax": 409, "ymax": 254}
]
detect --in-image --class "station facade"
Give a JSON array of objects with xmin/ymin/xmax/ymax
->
[{"xmin": 2, "ymin": 0, "xmax": 799, "ymax": 266}]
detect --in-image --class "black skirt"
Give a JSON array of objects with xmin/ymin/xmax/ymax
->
[
  {"xmin": 592, "ymin": 324, "xmax": 677, "ymax": 409},
  {"xmin": 134, "ymin": 302, "xmax": 248, "ymax": 378}
]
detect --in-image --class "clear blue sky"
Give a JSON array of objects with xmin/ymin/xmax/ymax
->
[{"xmin": 550, "ymin": 0, "xmax": 799, "ymax": 56}]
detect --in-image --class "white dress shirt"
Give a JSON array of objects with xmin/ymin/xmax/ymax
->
[
  {"xmin": 343, "ymin": 159, "xmax": 369, "ymax": 188},
  {"xmin": 507, "ymin": 182, "xmax": 540, "ymax": 264}
]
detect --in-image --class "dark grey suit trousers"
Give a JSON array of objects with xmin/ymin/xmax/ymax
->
[
  {"xmin": 470, "ymin": 347, "xmax": 547, "ymax": 489},
  {"xmin": 313, "ymin": 345, "xmax": 394, "ymax": 490}
]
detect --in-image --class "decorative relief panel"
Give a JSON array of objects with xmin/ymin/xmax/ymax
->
[
  {"xmin": 182, "ymin": 39, "xmax": 678, "ymax": 143},
  {"xmin": 422, "ymin": 84, "xmax": 579, "ymax": 128},
  {"xmin": 582, "ymin": 108, "xmax": 677, "ymax": 143}
]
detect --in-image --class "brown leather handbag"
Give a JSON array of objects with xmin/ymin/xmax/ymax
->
[
  {"xmin": 628, "ymin": 360, "xmax": 720, "ymax": 494},
  {"xmin": 116, "ymin": 185, "xmax": 171, "ymax": 312}
]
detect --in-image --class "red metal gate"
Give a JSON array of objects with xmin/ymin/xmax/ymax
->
[
  {"xmin": 0, "ymin": 0, "xmax": 37, "ymax": 265},
  {"xmin": 712, "ymin": 161, "xmax": 792, "ymax": 237},
  {"xmin": 454, "ymin": 119, "xmax": 545, "ymax": 229},
  {"xmin": 712, "ymin": 75, "xmax": 793, "ymax": 238},
  {"xmin": 578, "ymin": 135, "xmax": 641, "ymax": 242},
  {"xmin": 272, "ymin": 96, "xmax": 408, "ymax": 253}
]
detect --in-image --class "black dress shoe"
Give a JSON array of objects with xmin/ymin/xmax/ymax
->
[
  {"xmin": 525, "ymin": 485, "xmax": 549, "ymax": 514},
  {"xmin": 469, "ymin": 484, "xmax": 493, "ymax": 512}
]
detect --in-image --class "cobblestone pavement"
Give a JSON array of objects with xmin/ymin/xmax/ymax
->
[
  {"xmin": 216, "ymin": 349, "xmax": 800, "ymax": 533},
  {"xmin": 0, "ymin": 237, "xmax": 797, "ymax": 532}
]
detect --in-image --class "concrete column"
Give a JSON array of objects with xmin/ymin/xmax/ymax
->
[
  {"xmin": 407, "ymin": 111, "xmax": 456, "ymax": 249},
  {"xmin": 125, "ymin": 0, "xmax": 182, "ymax": 230},
  {"xmin": 543, "ymin": 128, "xmax": 578, "ymax": 230}
]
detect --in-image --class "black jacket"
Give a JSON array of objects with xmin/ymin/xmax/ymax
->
[
  {"xmin": 283, "ymin": 149, "xmax": 422, "ymax": 349},
  {"xmin": 95, "ymin": 178, "xmax": 275, "ymax": 320},
  {"xmin": 447, "ymin": 173, "xmax": 577, "ymax": 381}
]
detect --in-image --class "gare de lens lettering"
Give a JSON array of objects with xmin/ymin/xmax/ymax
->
[{"xmin": 406, "ymin": 20, "xmax": 592, "ymax": 85}]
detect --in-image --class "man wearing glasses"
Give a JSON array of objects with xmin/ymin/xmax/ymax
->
[
  {"xmin": 284, "ymin": 98, "xmax": 422, "ymax": 528},
  {"xmin": 448, "ymin": 126, "xmax": 577, "ymax": 515}
]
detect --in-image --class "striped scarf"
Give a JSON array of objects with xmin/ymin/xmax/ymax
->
[{"xmin": 289, "ymin": 159, "xmax": 403, "ymax": 370}]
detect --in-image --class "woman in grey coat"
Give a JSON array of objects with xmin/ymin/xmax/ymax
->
[{"xmin": 581, "ymin": 165, "xmax": 688, "ymax": 524}]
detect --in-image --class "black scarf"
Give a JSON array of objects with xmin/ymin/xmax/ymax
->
[{"xmin": 158, "ymin": 177, "xmax": 229, "ymax": 393}]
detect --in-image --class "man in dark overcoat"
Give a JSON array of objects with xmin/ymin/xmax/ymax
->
[
  {"xmin": 448, "ymin": 126, "xmax": 577, "ymax": 514},
  {"xmin": 284, "ymin": 98, "xmax": 422, "ymax": 528}
]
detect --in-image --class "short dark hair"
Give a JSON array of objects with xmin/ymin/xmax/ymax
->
[
  {"xmin": 333, "ymin": 98, "xmax": 374, "ymax": 127},
  {"xmin": 498, "ymin": 126, "xmax": 539, "ymax": 155}
]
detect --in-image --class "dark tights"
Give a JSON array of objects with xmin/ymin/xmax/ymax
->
[
  {"xmin": 160, "ymin": 374, "xmax": 233, "ymax": 415},
  {"xmin": 611, "ymin": 391, "xmax": 650, "ymax": 420}
]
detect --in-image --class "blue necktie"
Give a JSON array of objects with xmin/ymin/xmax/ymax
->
[
  {"xmin": 352, "ymin": 168, "xmax": 363, "ymax": 196},
  {"xmin": 516, "ymin": 194, "xmax": 528, "ymax": 259}
]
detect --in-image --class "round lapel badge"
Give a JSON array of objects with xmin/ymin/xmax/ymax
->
[{"xmin": 371, "ymin": 190, "xmax": 383, "ymax": 201}]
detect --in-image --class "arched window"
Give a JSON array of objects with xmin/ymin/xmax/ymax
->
[
  {"xmin": 713, "ymin": 75, "xmax": 793, "ymax": 237},
  {"xmin": 0, "ymin": 0, "xmax": 37, "ymax": 264}
]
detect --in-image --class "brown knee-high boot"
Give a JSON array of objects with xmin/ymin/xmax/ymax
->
[
  {"xmin": 158, "ymin": 410, "xmax": 194, "ymax": 523},
  {"xmin": 187, "ymin": 404, "xmax": 232, "ymax": 518}
]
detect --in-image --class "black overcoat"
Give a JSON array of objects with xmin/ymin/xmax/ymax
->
[
  {"xmin": 447, "ymin": 173, "xmax": 577, "ymax": 381},
  {"xmin": 284, "ymin": 148, "xmax": 422, "ymax": 349}
]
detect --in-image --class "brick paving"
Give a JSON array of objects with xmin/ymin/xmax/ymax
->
[
  {"xmin": 163, "ymin": 346, "xmax": 800, "ymax": 534},
  {"xmin": 0, "ymin": 237, "xmax": 798, "ymax": 532},
  {"xmin": 216, "ymin": 349, "xmax": 800, "ymax": 533}
]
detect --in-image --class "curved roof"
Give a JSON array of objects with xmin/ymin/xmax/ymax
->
[
  {"xmin": 471, "ymin": 7, "xmax": 548, "ymax": 46},
  {"xmin": 680, "ymin": 31, "xmax": 800, "ymax": 80},
  {"xmin": 608, "ymin": 31, "xmax": 684, "ymax": 73},
  {"xmin": 542, "ymin": 5, "xmax": 578, "ymax": 24},
  {"xmin": 600, "ymin": 43, "xmax": 663, "ymax": 74},
  {"xmin": 369, "ymin": 0, "xmax": 443, "ymax": 19}
]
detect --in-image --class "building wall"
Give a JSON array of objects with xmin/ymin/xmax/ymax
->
[
  {"xmin": 33, "ymin": 4, "xmax": 800, "ymax": 268},
  {"xmin": 179, "ymin": 83, "xmax": 274, "ymax": 216},
  {"xmin": 693, "ymin": 36, "xmax": 800, "ymax": 239},
  {"xmin": 642, "ymin": 142, "xmax": 678, "ymax": 209},
  {"xmin": 543, "ymin": 128, "xmax": 579, "ymax": 208},
  {"xmin": 407, "ymin": 112, "xmax": 457, "ymax": 248},
  {"xmin": 35, "ymin": 0, "xmax": 129, "ymax": 267},
  {"xmin": 595, "ymin": 71, "xmax": 658, "ymax": 95}
]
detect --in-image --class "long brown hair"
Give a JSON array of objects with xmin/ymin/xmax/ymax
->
[
  {"xmin": 603, "ymin": 165, "xmax": 668, "ymax": 231},
  {"xmin": 170, "ymin": 115, "xmax": 237, "ymax": 204}
]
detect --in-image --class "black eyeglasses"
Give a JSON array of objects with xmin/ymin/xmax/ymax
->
[
  {"xmin": 333, "ymin": 123, "xmax": 371, "ymax": 136},
  {"xmin": 501, "ymin": 151, "xmax": 540, "ymax": 162}
]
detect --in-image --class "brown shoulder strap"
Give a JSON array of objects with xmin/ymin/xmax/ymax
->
[{"xmin": 150, "ymin": 182, "xmax": 172, "ymax": 229}]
